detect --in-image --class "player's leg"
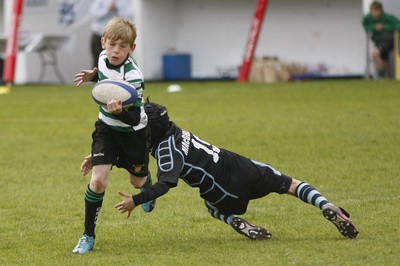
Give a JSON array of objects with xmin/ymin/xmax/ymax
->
[
  {"xmin": 372, "ymin": 47, "xmax": 386, "ymax": 77},
  {"xmin": 121, "ymin": 127, "xmax": 155, "ymax": 212},
  {"xmin": 73, "ymin": 164, "xmax": 111, "ymax": 254},
  {"xmin": 288, "ymin": 178, "xmax": 358, "ymax": 239},
  {"xmin": 383, "ymin": 60, "xmax": 391, "ymax": 79},
  {"xmin": 129, "ymin": 173, "xmax": 146, "ymax": 188},
  {"xmin": 373, "ymin": 41, "xmax": 393, "ymax": 79},
  {"xmin": 379, "ymin": 39, "xmax": 394, "ymax": 79},
  {"xmin": 206, "ymin": 202, "xmax": 271, "ymax": 240},
  {"xmin": 379, "ymin": 48, "xmax": 391, "ymax": 79},
  {"xmin": 129, "ymin": 169, "xmax": 156, "ymax": 212}
]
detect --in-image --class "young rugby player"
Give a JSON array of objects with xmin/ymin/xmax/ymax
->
[{"xmin": 72, "ymin": 17, "xmax": 155, "ymax": 254}]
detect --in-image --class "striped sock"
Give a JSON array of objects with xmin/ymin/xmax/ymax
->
[
  {"xmin": 295, "ymin": 182, "xmax": 330, "ymax": 210},
  {"xmin": 208, "ymin": 208, "xmax": 235, "ymax": 225},
  {"xmin": 84, "ymin": 185, "xmax": 105, "ymax": 237}
]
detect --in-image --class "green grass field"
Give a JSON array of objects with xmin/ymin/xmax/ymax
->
[{"xmin": 0, "ymin": 80, "xmax": 399, "ymax": 265}]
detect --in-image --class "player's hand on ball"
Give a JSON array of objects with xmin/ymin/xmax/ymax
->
[
  {"xmin": 107, "ymin": 99, "xmax": 123, "ymax": 114},
  {"xmin": 114, "ymin": 191, "xmax": 136, "ymax": 218},
  {"xmin": 74, "ymin": 67, "xmax": 98, "ymax": 87},
  {"xmin": 80, "ymin": 154, "xmax": 92, "ymax": 176}
]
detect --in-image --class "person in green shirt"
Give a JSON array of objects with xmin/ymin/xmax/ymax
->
[{"xmin": 362, "ymin": 1, "xmax": 399, "ymax": 78}]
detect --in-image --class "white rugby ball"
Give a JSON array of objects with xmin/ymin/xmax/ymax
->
[{"xmin": 92, "ymin": 79, "xmax": 138, "ymax": 107}]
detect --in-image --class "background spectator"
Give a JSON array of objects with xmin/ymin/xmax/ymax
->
[
  {"xmin": 362, "ymin": 1, "xmax": 399, "ymax": 79},
  {"xmin": 89, "ymin": 0, "xmax": 134, "ymax": 68}
]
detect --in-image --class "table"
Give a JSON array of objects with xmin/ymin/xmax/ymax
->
[{"xmin": 0, "ymin": 33, "xmax": 69, "ymax": 83}]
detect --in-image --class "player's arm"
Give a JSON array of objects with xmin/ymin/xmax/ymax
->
[
  {"xmin": 113, "ymin": 106, "xmax": 141, "ymax": 126},
  {"xmin": 115, "ymin": 142, "xmax": 183, "ymax": 217},
  {"xmin": 114, "ymin": 181, "xmax": 173, "ymax": 218},
  {"xmin": 362, "ymin": 15, "xmax": 375, "ymax": 32},
  {"xmin": 80, "ymin": 154, "xmax": 92, "ymax": 176},
  {"xmin": 113, "ymin": 80, "xmax": 144, "ymax": 125},
  {"xmin": 132, "ymin": 181, "xmax": 172, "ymax": 205},
  {"xmin": 74, "ymin": 67, "xmax": 98, "ymax": 87},
  {"xmin": 382, "ymin": 15, "xmax": 399, "ymax": 31},
  {"xmin": 105, "ymin": 100, "xmax": 141, "ymax": 126}
]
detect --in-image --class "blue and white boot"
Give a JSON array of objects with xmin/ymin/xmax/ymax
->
[{"xmin": 72, "ymin": 234, "xmax": 95, "ymax": 254}]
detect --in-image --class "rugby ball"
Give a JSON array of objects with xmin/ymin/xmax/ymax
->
[{"xmin": 92, "ymin": 79, "xmax": 138, "ymax": 107}]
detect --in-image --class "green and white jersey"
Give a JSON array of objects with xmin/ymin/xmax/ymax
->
[{"xmin": 97, "ymin": 51, "xmax": 147, "ymax": 132}]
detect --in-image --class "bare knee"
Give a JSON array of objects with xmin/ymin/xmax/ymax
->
[
  {"xmin": 372, "ymin": 49, "xmax": 380, "ymax": 58},
  {"xmin": 90, "ymin": 178, "xmax": 108, "ymax": 192},
  {"xmin": 287, "ymin": 178, "xmax": 302, "ymax": 196},
  {"xmin": 130, "ymin": 174, "xmax": 147, "ymax": 189},
  {"xmin": 89, "ymin": 165, "xmax": 111, "ymax": 193},
  {"xmin": 128, "ymin": 164, "xmax": 149, "ymax": 188}
]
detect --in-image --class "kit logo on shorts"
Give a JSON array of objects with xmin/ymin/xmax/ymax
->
[{"xmin": 93, "ymin": 153, "xmax": 105, "ymax": 157}]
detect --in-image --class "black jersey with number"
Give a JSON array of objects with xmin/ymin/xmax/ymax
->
[{"xmin": 132, "ymin": 123, "xmax": 292, "ymax": 215}]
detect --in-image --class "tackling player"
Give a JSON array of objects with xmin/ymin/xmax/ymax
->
[{"xmin": 83, "ymin": 99, "xmax": 359, "ymax": 240}]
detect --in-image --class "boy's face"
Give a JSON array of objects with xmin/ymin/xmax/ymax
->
[
  {"xmin": 371, "ymin": 8, "xmax": 382, "ymax": 19},
  {"xmin": 101, "ymin": 37, "xmax": 135, "ymax": 65}
]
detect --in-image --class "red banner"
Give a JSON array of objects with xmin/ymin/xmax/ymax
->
[
  {"xmin": 237, "ymin": 0, "xmax": 269, "ymax": 82},
  {"xmin": 3, "ymin": 0, "xmax": 24, "ymax": 84}
]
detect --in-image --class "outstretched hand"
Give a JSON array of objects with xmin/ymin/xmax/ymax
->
[
  {"xmin": 74, "ymin": 67, "xmax": 98, "ymax": 87},
  {"xmin": 80, "ymin": 154, "xmax": 92, "ymax": 176},
  {"xmin": 114, "ymin": 191, "xmax": 136, "ymax": 218}
]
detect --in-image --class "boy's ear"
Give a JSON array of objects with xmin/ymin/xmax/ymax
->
[
  {"xmin": 101, "ymin": 37, "xmax": 106, "ymax": 49},
  {"xmin": 130, "ymin": 44, "xmax": 136, "ymax": 53}
]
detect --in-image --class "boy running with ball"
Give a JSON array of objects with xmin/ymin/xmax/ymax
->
[{"xmin": 72, "ymin": 17, "xmax": 155, "ymax": 254}]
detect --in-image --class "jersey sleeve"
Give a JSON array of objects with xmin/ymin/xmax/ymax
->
[
  {"xmin": 155, "ymin": 135, "xmax": 184, "ymax": 187},
  {"xmin": 362, "ymin": 14, "xmax": 375, "ymax": 32},
  {"xmin": 132, "ymin": 135, "xmax": 184, "ymax": 205},
  {"xmin": 114, "ymin": 106, "xmax": 141, "ymax": 126},
  {"xmin": 383, "ymin": 14, "xmax": 399, "ymax": 31},
  {"xmin": 132, "ymin": 181, "xmax": 171, "ymax": 206}
]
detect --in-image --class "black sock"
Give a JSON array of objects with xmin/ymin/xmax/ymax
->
[
  {"xmin": 295, "ymin": 182, "xmax": 330, "ymax": 210},
  {"xmin": 83, "ymin": 185, "xmax": 105, "ymax": 238}
]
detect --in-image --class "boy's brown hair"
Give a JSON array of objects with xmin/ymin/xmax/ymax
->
[
  {"xmin": 370, "ymin": 1, "xmax": 383, "ymax": 11},
  {"xmin": 103, "ymin": 17, "xmax": 136, "ymax": 46}
]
